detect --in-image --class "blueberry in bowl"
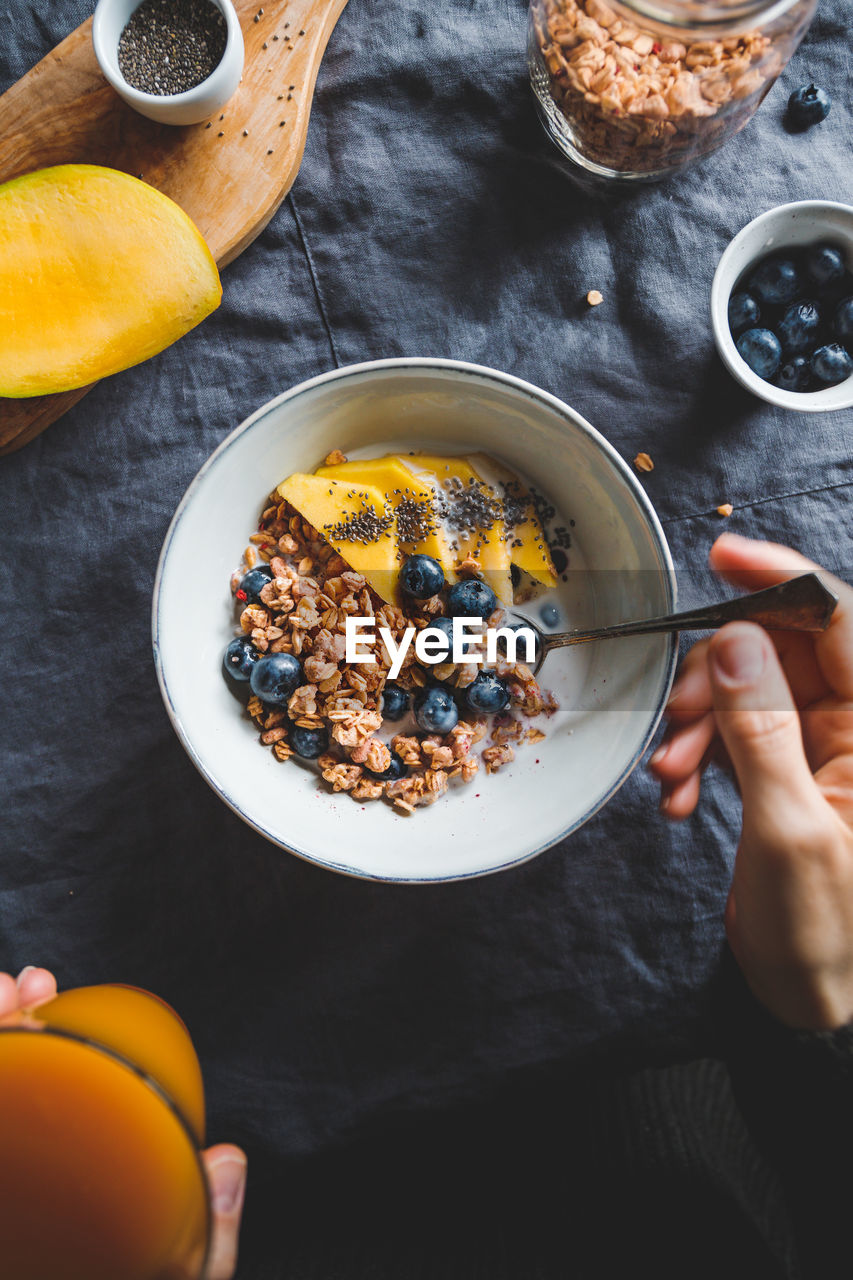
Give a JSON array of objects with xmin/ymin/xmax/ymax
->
[
  {"xmin": 727, "ymin": 291, "xmax": 760, "ymax": 335},
  {"xmin": 747, "ymin": 256, "xmax": 801, "ymax": 307},
  {"xmin": 380, "ymin": 682, "xmax": 410, "ymax": 721},
  {"xmin": 776, "ymin": 300, "xmax": 820, "ymax": 356},
  {"xmin": 465, "ymin": 671, "xmax": 510, "ymax": 715},
  {"xmin": 427, "ymin": 616, "xmax": 456, "ymax": 646},
  {"xmin": 365, "ymin": 750, "xmax": 407, "ymax": 782},
  {"xmin": 237, "ymin": 564, "xmax": 274, "ymax": 605},
  {"xmin": 811, "ymin": 344, "xmax": 853, "ymax": 387},
  {"xmin": 413, "ymin": 685, "xmax": 459, "ymax": 734},
  {"xmin": 249, "ymin": 652, "xmax": 303, "ymax": 704},
  {"xmin": 446, "ymin": 579, "xmax": 497, "ymax": 621},
  {"xmin": 835, "ymin": 297, "xmax": 853, "ymax": 345},
  {"xmin": 399, "ymin": 554, "xmax": 445, "ymax": 600},
  {"xmin": 289, "ymin": 725, "xmax": 330, "ymax": 759},
  {"xmin": 223, "ymin": 635, "xmax": 260, "ymax": 682},
  {"xmin": 735, "ymin": 328, "xmax": 782, "ymax": 380},
  {"xmin": 775, "ymin": 356, "xmax": 811, "ymax": 393},
  {"xmin": 805, "ymin": 243, "xmax": 845, "ymax": 292}
]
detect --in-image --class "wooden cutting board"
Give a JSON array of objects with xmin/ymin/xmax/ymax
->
[{"xmin": 0, "ymin": 0, "xmax": 347, "ymax": 454}]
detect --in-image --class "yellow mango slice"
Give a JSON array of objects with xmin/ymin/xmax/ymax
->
[
  {"xmin": 400, "ymin": 454, "xmax": 513, "ymax": 605},
  {"xmin": 316, "ymin": 456, "xmax": 458, "ymax": 582},
  {"xmin": 276, "ymin": 474, "xmax": 399, "ymax": 601},
  {"xmin": 468, "ymin": 453, "xmax": 556, "ymax": 590},
  {"xmin": 0, "ymin": 164, "xmax": 221, "ymax": 397}
]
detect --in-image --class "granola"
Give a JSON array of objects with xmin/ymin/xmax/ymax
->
[
  {"xmin": 226, "ymin": 486, "xmax": 560, "ymax": 815},
  {"xmin": 530, "ymin": 0, "xmax": 806, "ymax": 176}
]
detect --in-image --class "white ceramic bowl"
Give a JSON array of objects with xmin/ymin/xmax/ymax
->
[
  {"xmin": 153, "ymin": 359, "xmax": 677, "ymax": 882},
  {"xmin": 711, "ymin": 200, "xmax": 853, "ymax": 412},
  {"xmin": 93, "ymin": 0, "xmax": 244, "ymax": 126}
]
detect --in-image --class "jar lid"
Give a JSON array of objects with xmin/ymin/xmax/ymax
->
[{"xmin": 613, "ymin": 0, "xmax": 805, "ymax": 32}]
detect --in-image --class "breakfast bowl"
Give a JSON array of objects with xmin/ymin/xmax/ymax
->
[
  {"xmin": 711, "ymin": 200, "xmax": 853, "ymax": 412},
  {"xmin": 153, "ymin": 359, "xmax": 677, "ymax": 882},
  {"xmin": 93, "ymin": 0, "xmax": 244, "ymax": 126}
]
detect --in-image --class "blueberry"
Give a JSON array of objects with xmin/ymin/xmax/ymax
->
[
  {"xmin": 238, "ymin": 564, "xmax": 274, "ymax": 605},
  {"xmin": 728, "ymin": 291, "xmax": 760, "ymax": 335},
  {"xmin": 811, "ymin": 343, "xmax": 853, "ymax": 387},
  {"xmin": 735, "ymin": 328, "xmax": 782, "ymax": 380},
  {"xmin": 381, "ymin": 682, "xmax": 410, "ymax": 721},
  {"xmin": 414, "ymin": 685, "xmax": 459, "ymax": 734},
  {"xmin": 775, "ymin": 356, "xmax": 811, "ymax": 393},
  {"xmin": 446, "ymin": 579, "xmax": 497, "ymax": 621},
  {"xmin": 539, "ymin": 603, "xmax": 560, "ymax": 629},
  {"xmin": 805, "ymin": 244, "xmax": 846, "ymax": 291},
  {"xmin": 249, "ymin": 653, "xmax": 303, "ymax": 704},
  {"xmin": 428, "ymin": 616, "xmax": 456, "ymax": 645},
  {"xmin": 786, "ymin": 83, "xmax": 831, "ymax": 129},
  {"xmin": 365, "ymin": 749, "xmax": 407, "ymax": 781},
  {"xmin": 416, "ymin": 616, "xmax": 455, "ymax": 671},
  {"xmin": 747, "ymin": 258, "xmax": 801, "ymax": 307},
  {"xmin": 465, "ymin": 672, "xmax": 510, "ymax": 715},
  {"xmin": 289, "ymin": 725, "xmax": 329, "ymax": 759},
  {"xmin": 223, "ymin": 636, "xmax": 261, "ymax": 682},
  {"xmin": 776, "ymin": 300, "xmax": 821, "ymax": 355},
  {"xmin": 835, "ymin": 297, "xmax": 853, "ymax": 344},
  {"xmin": 399, "ymin": 555, "xmax": 445, "ymax": 600}
]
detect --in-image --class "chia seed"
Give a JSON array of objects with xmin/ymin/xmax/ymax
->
[
  {"xmin": 118, "ymin": 0, "xmax": 227, "ymax": 97},
  {"xmin": 324, "ymin": 506, "xmax": 394, "ymax": 544},
  {"xmin": 531, "ymin": 486, "xmax": 556, "ymax": 528},
  {"xmin": 437, "ymin": 476, "xmax": 503, "ymax": 536},
  {"xmin": 395, "ymin": 496, "xmax": 437, "ymax": 545},
  {"xmin": 499, "ymin": 482, "xmax": 531, "ymax": 539}
]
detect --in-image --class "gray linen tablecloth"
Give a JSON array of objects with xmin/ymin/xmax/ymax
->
[{"xmin": 0, "ymin": 1, "xmax": 850, "ymax": 1275}]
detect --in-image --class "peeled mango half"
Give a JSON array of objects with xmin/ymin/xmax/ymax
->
[{"xmin": 0, "ymin": 164, "xmax": 221, "ymax": 397}]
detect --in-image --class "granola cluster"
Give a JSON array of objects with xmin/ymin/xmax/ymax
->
[
  {"xmin": 233, "ymin": 491, "xmax": 558, "ymax": 814},
  {"xmin": 531, "ymin": 0, "xmax": 796, "ymax": 174}
]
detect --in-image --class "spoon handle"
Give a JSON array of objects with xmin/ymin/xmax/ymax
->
[{"xmin": 546, "ymin": 573, "xmax": 838, "ymax": 649}]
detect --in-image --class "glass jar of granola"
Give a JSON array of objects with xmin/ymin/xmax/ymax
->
[{"xmin": 529, "ymin": 0, "xmax": 818, "ymax": 182}]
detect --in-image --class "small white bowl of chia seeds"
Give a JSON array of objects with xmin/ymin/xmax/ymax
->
[{"xmin": 93, "ymin": 0, "xmax": 244, "ymax": 126}]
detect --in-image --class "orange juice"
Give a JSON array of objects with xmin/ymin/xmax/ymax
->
[{"xmin": 0, "ymin": 985, "xmax": 210, "ymax": 1280}]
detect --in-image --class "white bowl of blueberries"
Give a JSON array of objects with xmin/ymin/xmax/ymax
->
[{"xmin": 711, "ymin": 201, "xmax": 853, "ymax": 412}]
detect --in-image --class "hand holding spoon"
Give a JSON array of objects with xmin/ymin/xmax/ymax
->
[{"xmin": 506, "ymin": 573, "xmax": 838, "ymax": 677}]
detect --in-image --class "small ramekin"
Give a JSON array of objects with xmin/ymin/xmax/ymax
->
[
  {"xmin": 92, "ymin": 0, "xmax": 244, "ymax": 126},
  {"xmin": 711, "ymin": 200, "xmax": 853, "ymax": 413}
]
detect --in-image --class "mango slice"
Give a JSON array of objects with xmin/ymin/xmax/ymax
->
[
  {"xmin": 276, "ymin": 474, "xmax": 399, "ymax": 601},
  {"xmin": 0, "ymin": 164, "xmax": 221, "ymax": 397},
  {"xmin": 468, "ymin": 453, "xmax": 556, "ymax": 590},
  {"xmin": 400, "ymin": 454, "xmax": 513, "ymax": 605}
]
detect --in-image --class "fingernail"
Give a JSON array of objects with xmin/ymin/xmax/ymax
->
[
  {"xmin": 15, "ymin": 966, "xmax": 36, "ymax": 988},
  {"xmin": 660, "ymin": 793, "xmax": 672, "ymax": 814},
  {"xmin": 210, "ymin": 1155, "xmax": 247, "ymax": 1214},
  {"xmin": 712, "ymin": 628, "xmax": 766, "ymax": 684},
  {"xmin": 716, "ymin": 531, "xmax": 749, "ymax": 546},
  {"xmin": 649, "ymin": 743, "xmax": 669, "ymax": 768},
  {"xmin": 666, "ymin": 685, "xmax": 680, "ymax": 709}
]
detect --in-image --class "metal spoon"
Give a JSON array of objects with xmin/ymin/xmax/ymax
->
[{"xmin": 503, "ymin": 573, "xmax": 838, "ymax": 677}]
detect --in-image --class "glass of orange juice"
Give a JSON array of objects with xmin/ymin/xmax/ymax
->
[{"xmin": 0, "ymin": 984, "xmax": 211, "ymax": 1280}]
